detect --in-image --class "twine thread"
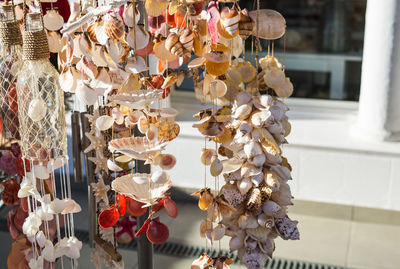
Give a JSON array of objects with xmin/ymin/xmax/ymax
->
[
  {"xmin": 22, "ymin": 29, "xmax": 49, "ymax": 60},
  {"xmin": 0, "ymin": 20, "xmax": 22, "ymax": 47}
]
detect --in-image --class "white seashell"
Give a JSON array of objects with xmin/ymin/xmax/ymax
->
[
  {"xmin": 112, "ymin": 107, "xmax": 124, "ymax": 125},
  {"xmin": 107, "ymin": 159, "xmax": 123, "ymax": 172},
  {"xmin": 251, "ymin": 172, "xmax": 264, "ymax": 186},
  {"xmin": 259, "ymin": 56, "xmax": 282, "ymax": 70},
  {"xmin": 112, "ymin": 173, "xmax": 171, "ymax": 206},
  {"xmin": 60, "ymin": 67, "xmax": 79, "ymax": 93},
  {"xmin": 263, "ymin": 146, "xmax": 282, "ymax": 164},
  {"xmin": 222, "ymin": 158, "xmax": 243, "ymax": 174},
  {"xmin": 159, "ymin": 154, "xmax": 176, "ymax": 170},
  {"xmin": 78, "ymin": 32, "xmax": 93, "ymax": 57},
  {"xmin": 221, "ymin": 7, "xmax": 239, "ymax": 36},
  {"xmin": 264, "ymin": 68, "xmax": 285, "ymax": 89},
  {"xmin": 270, "ymin": 104, "xmax": 285, "ymax": 121},
  {"xmin": 151, "ymin": 170, "xmax": 169, "ymax": 184},
  {"xmin": 244, "ymin": 141, "xmax": 263, "ymax": 159},
  {"xmin": 47, "ymin": 31, "xmax": 63, "ymax": 53},
  {"xmin": 271, "ymin": 181, "xmax": 293, "ymax": 206},
  {"xmin": 49, "ymin": 198, "xmax": 66, "ymax": 214},
  {"xmin": 126, "ymin": 25, "xmax": 149, "ymax": 50},
  {"xmin": 210, "ymin": 157, "xmax": 223, "ymax": 177},
  {"xmin": 209, "ymin": 79, "xmax": 227, "ymax": 98},
  {"xmin": 253, "ymin": 94, "xmax": 274, "ymax": 110},
  {"xmin": 265, "ymin": 172, "xmax": 280, "ymax": 192},
  {"xmin": 62, "ymin": 199, "xmax": 82, "ymax": 214},
  {"xmin": 125, "ymin": 56, "xmax": 148, "ymax": 74},
  {"xmin": 109, "ymin": 137, "xmax": 168, "ymax": 160},
  {"xmin": 43, "ymin": 9, "xmax": 64, "ymax": 31},
  {"xmin": 275, "ymin": 77, "xmax": 293, "ymax": 98},
  {"xmin": 33, "ymin": 164, "xmax": 49, "ymax": 180},
  {"xmin": 146, "ymin": 124, "xmax": 158, "ymax": 142},
  {"xmin": 237, "ymin": 177, "xmax": 252, "ymax": 195},
  {"xmin": 126, "ymin": 110, "xmax": 145, "ymax": 126},
  {"xmin": 92, "ymin": 45, "xmax": 108, "ymax": 67},
  {"xmin": 96, "ymin": 115, "xmax": 114, "ymax": 131},
  {"xmin": 76, "ymin": 80, "xmax": 98, "ymax": 106},
  {"xmin": 262, "ymin": 200, "xmax": 281, "ymax": 216},
  {"xmin": 91, "ymin": 68, "xmax": 112, "ymax": 96},
  {"xmin": 47, "ymin": 157, "xmax": 65, "ymax": 171},
  {"xmin": 123, "ymin": 2, "xmax": 140, "ymax": 28},
  {"xmin": 238, "ymin": 215, "xmax": 258, "ymax": 229},
  {"xmin": 270, "ymin": 165, "xmax": 292, "ymax": 181},
  {"xmin": 238, "ymin": 122, "xmax": 253, "ymax": 136},
  {"xmin": 266, "ymin": 120, "xmax": 283, "ymax": 135},
  {"xmin": 258, "ymin": 213, "xmax": 275, "ymax": 229},
  {"xmin": 251, "ymin": 154, "xmax": 266, "ymax": 168},
  {"xmin": 200, "ymin": 148, "xmax": 217, "ymax": 166},
  {"xmin": 132, "ymin": 173, "xmax": 150, "ymax": 185},
  {"xmin": 236, "ymin": 91, "xmax": 252, "ymax": 106},
  {"xmin": 234, "ymin": 103, "xmax": 252, "ymax": 120},
  {"xmin": 241, "ymin": 163, "xmax": 261, "ymax": 178},
  {"xmin": 251, "ymin": 111, "xmax": 273, "ymax": 127},
  {"xmin": 28, "ymin": 98, "xmax": 47, "ymax": 122}
]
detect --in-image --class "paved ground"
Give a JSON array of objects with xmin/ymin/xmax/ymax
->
[{"xmin": 1, "ymin": 190, "xmax": 400, "ymax": 269}]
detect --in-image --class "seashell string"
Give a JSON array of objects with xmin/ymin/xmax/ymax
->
[{"xmin": 190, "ymin": 0, "xmax": 299, "ymax": 268}]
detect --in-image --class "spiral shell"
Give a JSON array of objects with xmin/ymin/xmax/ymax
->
[
  {"xmin": 179, "ymin": 28, "xmax": 194, "ymax": 52},
  {"xmin": 220, "ymin": 7, "xmax": 239, "ymax": 36},
  {"xmin": 165, "ymin": 33, "xmax": 184, "ymax": 57}
]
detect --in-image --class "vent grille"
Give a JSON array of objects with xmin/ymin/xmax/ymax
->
[{"xmin": 0, "ymin": 218, "xmax": 346, "ymax": 269}]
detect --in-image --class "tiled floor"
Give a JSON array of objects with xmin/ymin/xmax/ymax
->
[{"xmin": 1, "ymin": 194, "xmax": 400, "ymax": 269}]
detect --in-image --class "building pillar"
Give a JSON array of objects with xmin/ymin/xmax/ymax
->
[{"xmin": 355, "ymin": 0, "xmax": 400, "ymax": 141}]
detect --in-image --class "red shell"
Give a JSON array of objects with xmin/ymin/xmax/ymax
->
[
  {"xmin": 127, "ymin": 197, "xmax": 147, "ymax": 217},
  {"xmin": 136, "ymin": 35, "xmax": 154, "ymax": 57},
  {"xmin": 135, "ymin": 218, "xmax": 150, "ymax": 237},
  {"xmin": 151, "ymin": 199, "xmax": 164, "ymax": 214},
  {"xmin": 1, "ymin": 178, "xmax": 20, "ymax": 205},
  {"xmin": 207, "ymin": 0, "xmax": 220, "ymax": 44},
  {"xmin": 12, "ymin": 204, "xmax": 28, "ymax": 232},
  {"xmin": 98, "ymin": 205, "xmax": 120, "ymax": 228},
  {"xmin": 163, "ymin": 197, "xmax": 178, "ymax": 218},
  {"xmin": 148, "ymin": 75, "xmax": 164, "ymax": 89},
  {"xmin": 116, "ymin": 193, "xmax": 127, "ymax": 216},
  {"xmin": 146, "ymin": 216, "xmax": 169, "ymax": 244}
]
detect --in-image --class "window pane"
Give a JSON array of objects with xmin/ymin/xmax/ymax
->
[{"xmin": 176, "ymin": 0, "xmax": 366, "ymax": 102}]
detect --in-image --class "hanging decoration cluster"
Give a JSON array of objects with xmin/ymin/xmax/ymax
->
[
  {"xmin": 0, "ymin": 0, "xmax": 83, "ymax": 268},
  {"xmin": 189, "ymin": 1, "xmax": 299, "ymax": 269}
]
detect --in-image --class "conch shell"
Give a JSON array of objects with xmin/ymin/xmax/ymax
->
[
  {"xmin": 220, "ymin": 7, "xmax": 239, "ymax": 37},
  {"xmin": 165, "ymin": 33, "xmax": 184, "ymax": 57}
]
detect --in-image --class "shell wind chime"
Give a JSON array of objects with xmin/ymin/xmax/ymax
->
[
  {"xmin": 56, "ymin": 0, "xmax": 182, "ymax": 266},
  {"xmin": 14, "ymin": 3, "xmax": 82, "ymax": 267},
  {"xmin": 189, "ymin": 1, "xmax": 299, "ymax": 269}
]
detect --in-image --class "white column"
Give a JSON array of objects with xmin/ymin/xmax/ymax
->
[{"xmin": 355, "ymin": 0, "xmax": 400, "ymax": 141}]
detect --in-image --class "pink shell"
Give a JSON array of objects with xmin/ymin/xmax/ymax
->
[{"xmin": 207, "ymin": 1, "xmax": 220, "ymax": 44}]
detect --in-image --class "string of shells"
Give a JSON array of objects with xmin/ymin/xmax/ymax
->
[{"xmin": 188, "ymin": 1, "xmax": 299, "ymax": 269}]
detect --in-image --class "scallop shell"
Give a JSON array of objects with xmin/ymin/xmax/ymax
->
[
  {"xmin": 76, "ymin": 57, "xmax": 98, "ymax": 80},
  {"xmin": 264, "ymin": 68, "xmax": 285, "ymax": 89},
  {"xmin": 138, "ymin": 116, "xmax": 149, "ymax": 133},
  {"xmin": 151, "ymin": 170, "xmax": 169, "ymax": 184},
  {"xmin": 200, "ymin": 148, "xmax": 217, "ymax": 166},
  {"xmin": 76, "ymin": 80, "xmax": 98, "ymax": 106},
  {"xmin": 249, "ymin": 9, "xmax": 286, "ymax": 40},
  {"xmin": 111, "ymin": 173, "xmax": 171, "ymax": 206},
  {"xmin": 43, "ymin": 9, "xmax": 64, "ymax": 31},
  {"xmin": 28, "ymin": 98, "xmax": 47, "ymax": 122},
  {"xmin": 92, "ymin": 45, "xmax": 108, "ymax": 67},
  {"xmin": 259, "ymin": 55, "xmax": 282, "ymax": 70},
  {"xmin": 59, "ymin": 66, "xmax": 79, "ymax": 93},
  {"xmin": 204, "ymin": 52, "xmax": 230, "ymax": 77},
  {"xmin": 112, "ymin": 107, "xmax": 124, "ymax": 125},
  {"xmin": 126, "ymin": 26, "xmax": 149, "ymax": 50},
  {"xmin": 123, "ymin": 2, "xmax": 140, "ymax": 28},
  {"xmin": 146, "ymin": 124, "xmax": 158, "ymax": 142},
  {"xmin": 91, "ymin": 67, "xmax": 112, "ymax": 95},
  {"xmin": 125, "ymin": 56, "xmax": 148, "ymax": 74},
  {"xmin": 47, "ymin": 31, "xmax": 63, "ymax": 53},
  {"xmin": 104, "ymin": 12, "xmax": 125, "ymax": 39},
  {"xmin": 126, "ymin": 110, "xmax": 144, "ymax": 126},
  {"xmin": 160, "ymin": 107, "xmax": 178, "ymax": 118},
  {"xmin": 96, "ymin": 115, "xmax": 114, "ymax": 131},
  {"xmin": 108, "ymin": 137, "xmax": 168, "ymax": 160},
  {"xmin": 107, "ymin": 159, "xmax": 123, "ymax": 172},
  {"xmin": 159, "ymin": 154, "xmax": 176, "ymax": 170},
  {"xmin": 145, "ymin": 0, "xmax": 169, "ymax": 17},
  {"xmin": 154, "ymin": 40, "xmax": 177, "ymax": 62}
]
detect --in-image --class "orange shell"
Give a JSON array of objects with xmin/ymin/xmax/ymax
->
[
  {"xmin": 193, "ymin": 32, "xmax": 204, "ymax": 56},
  {"xmin": 204, "ymin": 52, "xmax": 230, "ymax": 77},
  {"xmin": 154, "ymin": 40, "xmax": 177, "ymax": 62},
  {"xmin": 145, "ymin": 0, "xmax": 169, "ymax": 17}
]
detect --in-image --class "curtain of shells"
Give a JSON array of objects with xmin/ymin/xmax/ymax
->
[
  {"xmin": 189, "ymin": 1, "xmax": 299, "ymax": 269},
  {"xmin": 0, "ymin": 0, "xmax": 83, "ymax": 268},
  {"xmin": 57, "ymin": 0, "xmax": 181, "ymax": 267}
]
